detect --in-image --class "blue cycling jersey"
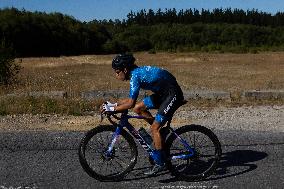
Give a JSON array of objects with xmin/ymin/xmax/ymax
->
[{"xmin": 129, "ymin": 66, "xmax": 178, "ymax": 100}]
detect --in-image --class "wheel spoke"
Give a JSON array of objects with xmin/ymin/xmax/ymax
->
[
  {"xmin": 168, "ymin": 125, "xmax": 221, "ymax": 180},
  {"xmin": 79, "ymin": 126, "xmax": 137, "ymax": 180}
]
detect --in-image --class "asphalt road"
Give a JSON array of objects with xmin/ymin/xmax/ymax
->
[{"xmin": 0, "ymin": 130, "xmax": 283, "ymax": 189}]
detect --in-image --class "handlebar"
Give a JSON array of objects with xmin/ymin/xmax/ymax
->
[{"xmin": 100, "ymin": 110, "xmax": 128, "ymax": 124}]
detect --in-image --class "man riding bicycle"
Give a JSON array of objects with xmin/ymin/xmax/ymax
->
[{"xmin": 101, "ymin": 53, "xmax": 184, "ymax": 175}]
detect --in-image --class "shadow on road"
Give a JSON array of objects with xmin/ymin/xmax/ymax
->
[
  {"xmin": 91, "ymin": 149, "xmax": 268, "ymax": 182},
  {"xmin": 210, "ymin": 150, "xmax": 268, "ymax": 180},
  {"xmin": 122, "ymin": 165, "xmax": 170, "ymax": 181},
  {"xmin": 158, "ymin": 150, "xmax": 268, "ymax": 183}
]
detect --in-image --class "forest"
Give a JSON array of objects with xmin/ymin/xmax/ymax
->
[{"xmin": 1, "ymin": 7, "xmax": 284, "ymax": 57}]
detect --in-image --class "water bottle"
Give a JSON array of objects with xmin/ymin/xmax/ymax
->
[{"xmin": 138, "ymin": 127, "xmax": 153, "ymax": 145}]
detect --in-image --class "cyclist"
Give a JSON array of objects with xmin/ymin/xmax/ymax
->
[{"xmin": 101, "ymin": 53, "xmax": 184, "ymax": 175}]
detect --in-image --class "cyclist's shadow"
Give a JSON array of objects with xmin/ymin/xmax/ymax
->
[{"xmin": 158, "ymin": 149, "xmax": 268, "ymax": 183}]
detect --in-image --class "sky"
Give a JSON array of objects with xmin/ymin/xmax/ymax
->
[{"xmin": 0, "ymin": 0, "xmax": 284, "ymax": 22}]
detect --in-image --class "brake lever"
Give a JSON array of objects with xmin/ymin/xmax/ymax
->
[{"xmin": 101, "ymin": 111, "xmax": 114, "ymax": 123}]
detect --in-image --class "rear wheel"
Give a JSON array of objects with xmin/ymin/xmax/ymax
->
[
  {"xmin": 166, "ymin": 124, "xmax": 222, "ymax": 181},
  {"xmin": 78, "ymin": 125, "xmax": 138, "ymax": 181}
]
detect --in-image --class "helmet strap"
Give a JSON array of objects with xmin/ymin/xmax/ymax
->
[{"xmin": 124, "ymin": 68, "xmax": 131, "ymax": 80}]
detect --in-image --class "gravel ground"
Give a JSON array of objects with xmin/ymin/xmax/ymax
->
[
  {"xmin": 0, "ymin": 105, "xmax": 283, "ymax": 133},
  {"xmin": 175, "ymin": 105, "xmax": 284, "ymax": 132}
]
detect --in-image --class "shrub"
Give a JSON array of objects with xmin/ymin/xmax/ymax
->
[{"xmin": 0, "ymin": 42, "xmax": 20, "ymax": 85}]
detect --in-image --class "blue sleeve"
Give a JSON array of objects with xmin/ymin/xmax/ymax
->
[{"xmin": 129, "ymin": 73, "xmax": 140, "ymax": 100}]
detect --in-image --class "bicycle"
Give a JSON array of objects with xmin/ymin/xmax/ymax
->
[{"xmin": 78, "ymin": 102, "xmax": 222, "ymax": 181}]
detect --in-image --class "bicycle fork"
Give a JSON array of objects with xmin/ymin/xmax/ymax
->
[{"xmin": 106, "ymin": 126, "xmax": 122, "ymax": 157}]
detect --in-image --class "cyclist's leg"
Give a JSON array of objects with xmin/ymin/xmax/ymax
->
[
  {"xmin": 153, "ymin": 90, "xmax": 184, "ymax": 160},
  {"xmin": 144, "ymin": 120, "xmax": 167, "ymax": 175},
  {"xmin": 151, "ymin": 120, "xmax": 163, "ymax": 150},
  {"xmin": 146, "ymin": 87, "xmax": 184, "ymax": 175},
  {"xmin": 144, "ymin": 93, "xmax": 185, "ymax": 175},
  {"xmin": 133, "ymin": 101, "xmax": 154, "ymax": 125},
  {"xmin": 145, "ymin": 91, "xmax": 182, "ymax": 150},
  {"xmin": 133, "ymin": 94, "xmax": 161, "ymax": 125}
]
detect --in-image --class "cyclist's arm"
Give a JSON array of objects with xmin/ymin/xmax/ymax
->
[
  {"xmin": 117, "ymin": 98, "xmax": 134, "ymax": 106},
  {"xmin": 115, "ymin": 98, "xmax": 136, "ymax": 111}
]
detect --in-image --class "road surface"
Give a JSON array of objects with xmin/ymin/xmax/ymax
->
[{"xmin": 0, "ymin": 130, "xmax": 283, "ymax": 189}]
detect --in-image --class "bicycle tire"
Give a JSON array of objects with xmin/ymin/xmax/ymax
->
[
  {"xmin": 78, "ymin": 125, "xmax": 138, "ymax": 181},
  {"xmin": 165, "ymin": 124, "xmax": 222, "ymax": 181}
]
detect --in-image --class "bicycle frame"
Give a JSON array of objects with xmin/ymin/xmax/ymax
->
[{"xmin": 106, "ymin": 112, "xmax": 195, "ymax": 161}]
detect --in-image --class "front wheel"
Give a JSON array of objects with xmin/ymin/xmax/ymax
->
[
  {"xmin": 165, "ymin": 124, "xmax": 222, "ymax": 181},
  {"xmin": 78, "ymin": 125, "xmax": 138, "ymax": 181}
]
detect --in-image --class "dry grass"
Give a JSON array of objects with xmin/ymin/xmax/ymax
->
[
  {"xmin": 0, "ymin": 52, "xmax": 283, "ymax": 114},
  {"xmin": 4, "ymin": 52, "xmax": 283, "ymax": 94}
]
